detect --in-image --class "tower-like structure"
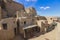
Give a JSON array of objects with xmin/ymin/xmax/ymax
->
[
  {"xmin": 0, "ymin": 0, "xmax": 4, "ymax": 20},
  {"xmin": 0, "ymin": 0, "xmax": 7, "ymax": 20},
  {"xmin": 0, "ymin": 0, "xmax": 14, "ymax": 20}
]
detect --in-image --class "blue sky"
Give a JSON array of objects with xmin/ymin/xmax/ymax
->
[{"xmin": 14, "ymin": 0, "xmax": 60, "ymax": 17}]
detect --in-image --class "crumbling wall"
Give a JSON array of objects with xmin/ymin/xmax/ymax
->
[{"xmin": 0, "ymin": 18, "xmax": 17, "ymax": 40}]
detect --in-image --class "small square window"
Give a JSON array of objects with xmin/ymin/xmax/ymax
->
[
  {"xmin": 24, "ymin": 21, "xmax": 26, "ymax": 25},
  {"xmin": 2, "ymin": 23, "xmax": 7, "ymax": 30},
  {"xmin": 50, "ymin": 18, "xmax": 52, "ymax": 20},
  {"xmin": 37, "ymin": 17, "xmax": 39, "ymax": 20}
]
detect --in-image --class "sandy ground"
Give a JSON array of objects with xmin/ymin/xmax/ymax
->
[
  {"xmin": 29, "ymin": 23, "xmax": 60, "ymax": 40},
  {"xmin": 56, "ymin": 23, "xmax": 60, "ymax": 40}
]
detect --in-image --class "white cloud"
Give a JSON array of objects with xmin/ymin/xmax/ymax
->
[
  {"xmin": 40, "ymin": 7, "xmax": 44, "ymax": 9},
  {"xmin": 40, "ymin": 6, "xmax": 50, "ymax": 10},
  {"xmin": 25, "ymin": 0, "xmax": 37, "ymax": 2},
  {"xmin": 25, "ymin": 0, "xmax": 30, "ymax": 2},
  {"xmin": 46, "ymin": 6, "xmax": 50, "ymax": 8}
]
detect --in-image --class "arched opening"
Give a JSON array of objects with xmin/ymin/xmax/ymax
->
[{"xmin": 24, "ymin": 21, "xmax": 26, "ymax": 25}]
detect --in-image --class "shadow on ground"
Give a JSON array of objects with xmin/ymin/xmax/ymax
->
[
  {"xmin": 27, "ymin": 25, "xmax": 57, "ymax": 39},
  {"xmin": 12, "ymin": 24, "xmax": 57, "ymax": 40}
]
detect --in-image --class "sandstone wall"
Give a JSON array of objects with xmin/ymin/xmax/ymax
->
[
  {"xmin": 36, "ymin": 20, "xmax": 46, "ymax": 27},
  {"xmin": 25, "ymin": 7, "xmax": 37, "ymax": 17},
  {"xmin": 19, "ymin": 17, "xmax": 35, "ymax": 27},
  {"xmin": 5, "ymin": 1, "xmax": 25, "ymax": 17},
  {"xmin": 0, "ymin": 7, "xmax": 1, "ymax": 20},
  {"xmin": 0, "ymin": 18, "xmax": 17, "ymax": 40},
  {"xmin": 46, "ymin": 17, "xmax": 57, "ymax": 24},
  {"xmin": 0, "ymin": 0, "xmax": 25, "ymax": 18}
]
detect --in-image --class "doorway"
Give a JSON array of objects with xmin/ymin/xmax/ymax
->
[
  {"xmin": 14, "ymin": 28, "xmax": 16, "ymax": 35},
  {"xmin": 17, "ymin": 19, "xmax": 20, "ymax": 35}
]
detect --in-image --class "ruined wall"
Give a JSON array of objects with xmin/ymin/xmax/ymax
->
[
  {"xmin": 18, "ymin": 17, "xmax": 35, "ymax": 27},
  {"xmin": 25, "ymin": 7, "xmax": 37, "ymax": 17},
  {"xmin": 0, "ymin": 0, "xmax": 8, "ymax": 19},
  {"xmin": 0, "ymin": 0, "xmax": 25, "ymax": 18},
  {"xmin": 46, "ymin": 17, "xmax": 57, "ymax": 24},
  {"xmin": 0, "ymin": 18, "xmax": 17, "ymax": 40},
  {"xmin": 36, "ymin": 20, "xmax": 46, "ymax": 27},
  {"xmin": 0, "ymin": 0, "xmax": 37, "ymax": 18},
  {"xmin": 18, "ymin": 17, "xmax": 36, "ymax": 35},
  {"xmin": 5, "ymin": 1, "xmax": 25, "ymax": 17}
]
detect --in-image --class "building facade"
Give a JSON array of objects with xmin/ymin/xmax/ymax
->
[
  {"xmin": 0, "ymin": 0, "xmax": 40, "ymax": 40},
  {"xmin": 0, "ymin": 0, "xmax": 57, "ymax": 40}
]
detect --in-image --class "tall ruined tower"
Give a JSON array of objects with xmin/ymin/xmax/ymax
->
[
  {"xmin": 0, "ymin": 0, "xmax": 4, "ymax": 20},
  {"xmin": 0, "ymin": 0, "xmax": 7, "ymax": 20},
  {"xmin": 0, "ymin": 0, "xmax": 13, "ymax": 8},
  {"xmin": 0, "ymin": 0, "xmax": 13, "ymax": 20}
]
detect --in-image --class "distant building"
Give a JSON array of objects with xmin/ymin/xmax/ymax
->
[{"xmin": 45, "ymin": 16, "xmax": 58, "ymax": 24}]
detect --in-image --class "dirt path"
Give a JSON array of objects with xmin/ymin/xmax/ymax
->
[
  {"xmin": 56, "ymin": 23, "xmax": 60, "ymax": 40},
  {"xmin": 12, "ymin": 35, "xmax": 24, "ymax": 40}
]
